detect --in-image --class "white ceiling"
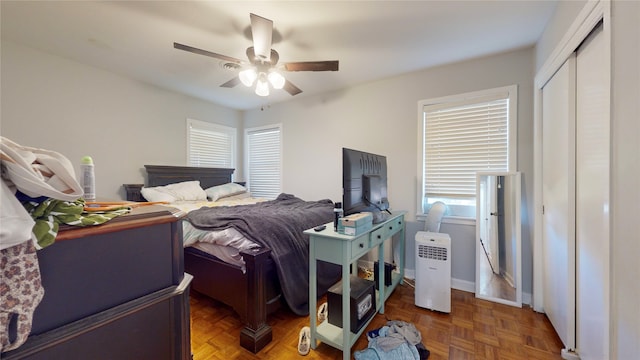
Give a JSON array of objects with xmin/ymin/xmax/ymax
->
[{"xmin": 1, "ymin": 1, "xmax": 557, "ymax": 110}]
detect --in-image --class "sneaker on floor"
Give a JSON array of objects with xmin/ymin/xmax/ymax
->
[
  {"xmin": 317, "ymin": 302, "xmax": 328, "ymax": 323},
  {"xmin": 298, "ymin": 326, "xmax": 310, "ymax": 356}
]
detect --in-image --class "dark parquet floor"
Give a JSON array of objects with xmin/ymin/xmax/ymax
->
[{"xmin": 189, "ymin": 282, "xmax": 564, "ymax": 359}]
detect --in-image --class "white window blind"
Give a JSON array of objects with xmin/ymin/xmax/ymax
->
[
  {"xmin": 419, "ymin": 85, "xmax": 516, "ymax": 216},
  {"xmin": 187, "ymin": 119, "xmax": 236, "ymax": 168},
  {"xmin": 246, "ymin": 125, "xmax": 282, "ymax": 199}
]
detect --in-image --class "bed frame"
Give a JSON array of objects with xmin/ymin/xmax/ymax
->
[{"xmin": 124, "ymin": 165, "xmax": 280, "ymax": 353}]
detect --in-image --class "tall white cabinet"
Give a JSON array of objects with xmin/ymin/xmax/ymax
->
[{"xmin": 536, "ymin": 9, "xmax": 610, "ymax": 360}]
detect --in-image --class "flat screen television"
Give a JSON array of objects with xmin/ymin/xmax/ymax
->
[{"xmin": 342, "ymin": 148, "xmax": 390, "ymax": 223}]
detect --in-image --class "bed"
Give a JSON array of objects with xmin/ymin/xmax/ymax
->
[{"xmin": 124, "ymin": 165, "xmax": 341, "ymax": 353}]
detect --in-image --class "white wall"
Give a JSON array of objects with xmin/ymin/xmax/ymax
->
[
  {"xmin": 1, "ymin": 41, "xmax": 242, "ymax": 200},
  {"xmin": 243, "ymin": 47, "xmax": 535, "ymax": 295}
]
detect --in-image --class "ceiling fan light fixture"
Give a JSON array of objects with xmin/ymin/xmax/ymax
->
[
  {"xmin": 268, "ymin": 71, "xmax": 285, "ymax": 89},
  {"xmin": 175, "ymin": 13, "xmax": 339, "ymax": 98},
  {"xmin": 239, "ymin": 68, "xmax": 257, "ymax": 87},
  {"xmin": 255, "ymin": 77, "xmax": 270, "ymax": 97}
]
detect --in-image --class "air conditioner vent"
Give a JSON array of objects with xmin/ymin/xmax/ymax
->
[{"xmin": 418, "ymin": 244, "xmax": 448, "ymax": 261}]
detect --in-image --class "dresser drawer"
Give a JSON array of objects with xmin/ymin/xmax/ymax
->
[
  {"xmin": 351, "ymin": 236, "xmax": 370, "ymax": 259},
  {"xmin": 370, "ymin": 226, "xmax": 387, "ymax": 246},
  {"xmin": 32, "ymin": 219, "xmax": 183, "ymax": 336},
  {"xmin": 370, "ymin": 217, "xmax": 404, "ymax": 246},
  {"xmin": 387, "ymin": 216, "xmax": 403, "ymax": 236}
]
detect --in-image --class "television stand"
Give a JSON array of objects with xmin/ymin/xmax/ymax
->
[{"xmin": 305, "ymin": 211, "xmax": 406, "ymax": 360}]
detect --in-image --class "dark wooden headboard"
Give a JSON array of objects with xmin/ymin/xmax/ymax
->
[
  {"xmin": 145, "ymin": 165, "xmax": 234, "ymax": 188},
  {"xmin": 123, "ymin": 165, "xmax": 235, "ymax": 201}
]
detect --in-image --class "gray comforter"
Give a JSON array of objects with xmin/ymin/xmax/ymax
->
[{"xmin": 187, "ymin": 193, "xmax": 341, "ymax": 316}]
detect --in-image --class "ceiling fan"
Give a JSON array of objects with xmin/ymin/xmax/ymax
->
[{"xmin": 174, "ymin": 13, "xmax": 339, "ymax": 97}]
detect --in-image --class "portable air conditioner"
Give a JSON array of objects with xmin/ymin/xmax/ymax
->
[{"xmin": 415, "ymin": 231, "xmax": 451, "ymax": 313}]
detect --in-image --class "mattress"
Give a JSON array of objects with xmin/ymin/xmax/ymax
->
[{"xmin": 165, "ymin": 194, "xmax": 266, "ymax": 271}]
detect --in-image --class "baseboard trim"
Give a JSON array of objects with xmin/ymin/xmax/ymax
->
[
  {"xmin": 451, "ymin": 278, "xmax": 475, "ymax": 293},
  {"xmin": 404, "ymin": 269, "xmax": 415, "ymax": 279}
]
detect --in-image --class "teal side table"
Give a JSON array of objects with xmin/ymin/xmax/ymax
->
[{"xmin": 305, "ymin": 211, "xmax": 406, "ymax": 360}]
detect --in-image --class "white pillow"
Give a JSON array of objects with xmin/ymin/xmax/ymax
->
[
  {"xmin": 217, "ymin": 191, "xmax": 251, "ymax": 201},
  {"xmin": 139, "ymin": 187, "xmax": 176, "ymax": 203},
  {"xmin": 140, "ymin": 180, "xmax": 207, "ymax": 203},
  {"xmin": 205, "ymin": 183, "xmax": 247, "ymax": 201}
]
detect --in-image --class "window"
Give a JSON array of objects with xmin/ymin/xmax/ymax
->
[
  {"xmin": 186, "ymin": 119, "xmax": 236, "ymax": 169},
  {"xmin": 245, "ymin": 124, "xmax": 282, "ymax": 199},
  {"xmin": 418, "ymin": 85, "xmax": 517, "ymax": 218}
]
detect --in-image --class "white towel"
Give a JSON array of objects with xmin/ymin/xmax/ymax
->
[{"xmin": 1, "ymin": 137, "xmax": 82, "ymax": 201}]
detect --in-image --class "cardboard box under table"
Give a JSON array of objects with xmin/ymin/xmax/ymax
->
[
  {"xmin": 327, "ymin": 275, "xmax": 376, "ymax": 333},
  {"xmin": 337, "ymin": 212, "xmax": 373, "ymax": 236}
]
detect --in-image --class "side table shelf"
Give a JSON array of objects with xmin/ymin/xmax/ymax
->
[{"xmin": 305, "ymin": 211, "xmax": 406, "ymax": 360}]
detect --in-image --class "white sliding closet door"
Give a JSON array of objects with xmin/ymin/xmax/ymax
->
[
  {"xmin": 575, "ymin": 24, "xmax": 609, "ymax": 360},
  {"xmin": 541, "ymin": 54, "xmax": 577, "ymax": 351},
  {"xmin": 540, "ymin": 22, "xmax": 609, "ymax": 358}
]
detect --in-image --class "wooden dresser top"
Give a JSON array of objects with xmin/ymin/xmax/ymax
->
[{"xmin": 57, "ymin": 205, "xmax": 183, "ymax": 241}]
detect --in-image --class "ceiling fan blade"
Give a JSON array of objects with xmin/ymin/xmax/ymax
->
[
  {"xmin": 250, "ymin": 13, "xmax": 273, "ymax": 61},
  {"xmin": 174, "ymin": 42, "xmax": 243, "ymax": 64},
  {"xmin": 283, "ymin": 61, "xmax": 339, "ymax": 72},
  {"xmin": 283, "ymin": 79, "xmax": 302, "ymax": 96},
  {"xmin": 220, "ymin": 77, "xmax": 240, "ymax": 88}
]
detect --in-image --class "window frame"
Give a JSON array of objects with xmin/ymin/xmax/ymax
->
[
  {"xmin": 186, "ymin": 119, "xmax": 237, "ymax": 171},
  {"xmin": 244, "ymin": 123, "xmax": 283, "ymax": 199},
  {"xmin": 416, "ymin": 85, "xmax": 518, "ymax": 220}
]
